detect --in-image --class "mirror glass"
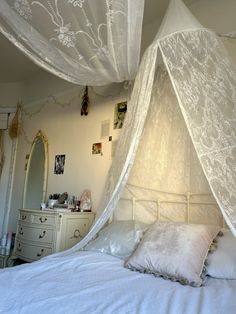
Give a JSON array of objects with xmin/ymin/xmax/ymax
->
[{"xmin": 23, "ymin": 130, "xmax": 48, "ymax": 209}]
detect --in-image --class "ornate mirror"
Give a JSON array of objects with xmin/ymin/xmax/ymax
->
[{"xmin": 23, "ymin": 130, "xmax": 48, "ymax": 209}]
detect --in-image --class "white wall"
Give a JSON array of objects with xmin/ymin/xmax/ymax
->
[
  {"xmin": 7, "ymin": 83, "xmax": 127, "ymax": 233},
  {"xmin": 0, "ymin": 121, "xmax": 16, "ymax": 234},
  {"xmin": 0, "ymin": 83, "xmax": 22, "ymax": 107}
]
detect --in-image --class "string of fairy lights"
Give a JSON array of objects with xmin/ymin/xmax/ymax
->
[
  {"xmin": 4, "ymin": 83, "xmax": 129, "ymax": 145},
  {"xmin": 20, "ymin": 93, "xmax": 81, "ymax": 118}
]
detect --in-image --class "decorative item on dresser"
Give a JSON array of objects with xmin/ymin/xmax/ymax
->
[{"xmin": 11, "ymin": 209, "xmax": 95, "ymax": 263}]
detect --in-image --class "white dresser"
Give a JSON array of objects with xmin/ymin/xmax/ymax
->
[{"xmin": 12, "ymin": 209, "xmax": 95, "ymax": 262}]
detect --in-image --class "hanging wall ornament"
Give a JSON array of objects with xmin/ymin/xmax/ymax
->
[
  {"xmin": 81, "ymin": 86, "xmax": 89, "ymax": 116},
  {"xmin": 9, "ymin": 101, "xmax": 21, "ymax": 139}
]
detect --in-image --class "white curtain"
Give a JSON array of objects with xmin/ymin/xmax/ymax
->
[
  {"xmin": 69, "ymin": 0, "xmax": 236, "ymax": 252},
  {"xmin": 55, "ymin": 43, "xmax": 158, "ymax": 254},
  {"xmin": 160, "ymin": 29, "xmax": 236, "ymax": 233},
  {"xmin": 0, "ymin": 0, "xmax": 144, "ymax": 85},
  {"xmin": 128, "ymin": 69, "xmax": 211, "ymax": 196}
]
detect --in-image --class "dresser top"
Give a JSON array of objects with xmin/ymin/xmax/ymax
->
[{"xmin": 19, "ymin": 208, "xmax": 95, "ymax": 216}]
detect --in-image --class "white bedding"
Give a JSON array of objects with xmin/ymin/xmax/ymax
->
[{"xmin": 0, "ymin": 251, "xmax": 235, "ymax": 314}]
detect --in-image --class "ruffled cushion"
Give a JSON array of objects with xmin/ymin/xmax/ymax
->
[
  {"xmin": 125, "ymin": 221, "xmax": 220, "ymax": 287},
  {"xmin": 84, "ymin": 220, "xmax": 148, "ymax": 260},
  {"xmin": 207, "ymin": 230, "xmax": 236, "ymax": 279}
]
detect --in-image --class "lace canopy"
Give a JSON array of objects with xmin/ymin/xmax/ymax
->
[
  {"xmin": 0, "ymin": 0, "xmax": 236, "ymax": 252},
  {"xmin": 0, "ymin": 0, "xmax": 144, "ymax": 85},
  {"xmin": 76, "ymin": 0, "xmax": 236, "ymax": 250}
]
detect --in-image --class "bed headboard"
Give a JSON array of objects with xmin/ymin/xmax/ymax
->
[{"xmin": 113, "ymin": 186, "xmax": 226, "ymax": 228}]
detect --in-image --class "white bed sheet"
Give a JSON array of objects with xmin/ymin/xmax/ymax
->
[{"xmin": 0, "ymin": 251, "xmax": 235, "ymax": 314}]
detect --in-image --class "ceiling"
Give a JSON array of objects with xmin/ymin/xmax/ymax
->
[{"xmin": 0, "ymin": 32, "xmax": 44, "ymax": 83}]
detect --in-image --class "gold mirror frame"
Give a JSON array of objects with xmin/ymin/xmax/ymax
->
[{"xmin": 23, "ymin": 130, "xmax": 48, "ymax": 209}]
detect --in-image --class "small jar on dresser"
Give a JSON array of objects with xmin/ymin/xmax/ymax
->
[{"xmin": 12, "ymin": 209, "xmax": 95, "ymax": 263}]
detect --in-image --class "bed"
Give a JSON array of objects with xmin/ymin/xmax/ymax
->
[
  {"xmin": 1, "ymin": 191, "xmax": 236, "ymax": 314},
  {"xmin": 0, "ymin": 250, "xmax": 236, "ymax": 314}
]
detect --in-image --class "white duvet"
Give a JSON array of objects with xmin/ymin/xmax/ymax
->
[{"xmin": 0, "ymin": 251, "xmax": 235, "ymax": 314}]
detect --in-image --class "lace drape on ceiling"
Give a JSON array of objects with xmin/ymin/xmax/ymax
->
[{"xmin": 0, "ymin": 0, "xmax": 144, "ymax": 85}]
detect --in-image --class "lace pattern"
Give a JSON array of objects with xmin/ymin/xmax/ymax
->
[
  {"xmin": 160, "ymin": 30, "xmax": 236, "ymax": 232},
  {"xmin": 0, "ymin": 0, "xmax": 144, "ymax": 85}
]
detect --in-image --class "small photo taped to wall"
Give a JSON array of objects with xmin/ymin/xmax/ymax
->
[
  {"xmin": 92, "ymin": 143, "xmax": 102, "ymax": 155},
  {"xmin": 54, "ymin": 154, "xmax": 65, "ymax": 174}
]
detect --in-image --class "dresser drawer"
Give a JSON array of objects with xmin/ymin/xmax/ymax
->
[
  {"xmin": 19, "ymin": 211, "xmax": 58, "ymax": 226},
  {"xmin": 17, "ymin": 224, "xmax": 54, "ymax": 244},
  {"xmin": 32, "ymin": 213, "xmax": 57, "ymax": 226},
  {"xmin": 19, "ymin": 211, "xmax": 31, "ymax": 223},
  {"xmin": 61, "ymin": 216, "xmax": 94, "ymax": 251},
  {"xmin": 15, "ymin": 240, "xmax": 53, "ymax": 261},
  {"xmin": 66, "ymin": 217, "xmax": 92, "ymax": 239}
]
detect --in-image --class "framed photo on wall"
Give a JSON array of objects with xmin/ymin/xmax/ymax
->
[
  {"xmin": 113, "ymin": 101, "xmax": 127, "ymax": 129},
  {"xmin": 54, "ymin": 154, "xmax": 65, "ymax": 174}
]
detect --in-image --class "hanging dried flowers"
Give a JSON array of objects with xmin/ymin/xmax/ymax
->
[{"xmin": 81, "ymin": 85, "xmax": 89, "ymax": 116}]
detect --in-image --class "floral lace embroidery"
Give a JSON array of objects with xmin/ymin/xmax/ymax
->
[
  {"xmin": 55, "ymin": 24, "xmax": 77, "ymax": 48},
  {"xmin": 14, "ymin": 0, "xmax": 32, "ymax": 19},
  {"xmin": 14, "ymin": 0, "xmax": 118, "ymax": 59},
  {"xmin": 67, "ymin": 0, "xmax": 85, "ymax": 8}
]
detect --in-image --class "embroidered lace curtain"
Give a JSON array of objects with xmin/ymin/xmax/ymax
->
[
  {"xmin": 67, "ymin": 0, "xmax": 236, "ymax": 253},
  {"xmin": 0, "ymin": 0, "xmax": 144, "ymax": 85},
  {"xmin": 161, "ymin": 30, "xmax": 236, "ymax": 234}
]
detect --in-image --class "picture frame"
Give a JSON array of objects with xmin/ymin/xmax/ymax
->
[
  {"xmin": 54, "ymin": 154, "xmax": 65, "ymax": 174},
  {"xmin": 113, "ymin": 101, "xmax": 127, "ymax": 129}
]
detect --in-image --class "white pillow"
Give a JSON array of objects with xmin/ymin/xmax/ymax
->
[
  {"xmin": 207, "ymin": 230, "xmax": 236, "ymax": 279},
  {"xmin": 125, "ymin": 221, "xmax": 220, "ymax": 287},
  {"xmin": 84, "ymin": 220, "xmax": 148, "ymax": 260}
]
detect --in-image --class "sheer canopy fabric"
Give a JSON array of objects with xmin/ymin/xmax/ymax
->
[
  {"xmin": 72, "ymin": 43, "xmax": 158, "ymax": 252},
  {"xmin": 69, "ymin": 0, "xmax": 236, "ymax": 252},
  {"xmin": 128, "ymin": 69, "xmax": 211, "ymax": 195},
  {"xmin": 0, "ymin": 0, "xmax": 144, "ymax": 85},
  {"xmin": 160, "ymin": 30, "xmax": 236, "ymax": 234}
]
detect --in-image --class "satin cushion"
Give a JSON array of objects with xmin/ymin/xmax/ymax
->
[
  {"xmin": 84, "ymin": 220, "xmax": 148, "ymax": 260},
  {"xmin": 207, "ymin": 230, "xmax": 236, "ymax": 279},
  {"xmin": 125, "ymin": 221, "xmax": 220, "ymax": 287}
]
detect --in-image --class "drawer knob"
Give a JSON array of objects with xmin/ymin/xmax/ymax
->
[
  {"xmin": 19, "ymin": 228, "xmax": 24, "ymax": 236},
  {"xmin": 21, "ymin": 215, "xmax": 27, "ymax": 220},
  {"xmin": 39, "ymin": 217, "xmax": 47, "ymax": 223},
  {"xmin": 39, "ymin": 231, "xmax": 46, "ymax": 239},
  {"xmin": 36, "ymin": 249, "xmax": 44, "ymax": 257},
  {"xmin": 17, "ymin": 243, "xmax": 22, "ymax": 252}
]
